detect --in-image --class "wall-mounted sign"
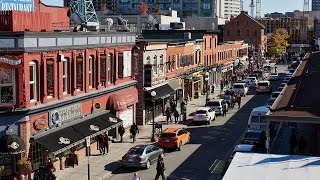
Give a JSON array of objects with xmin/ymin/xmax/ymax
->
[
  {"xmin": 144, "ymin": 65, "xmax": 152, "ymax": 87},
  {"xmin": 0, "ymin": 56, "xmax": 22, "ymax": 65},
  {"xmin": 49, "ymin": 103, "xmax": 82, "ymax": 127},
  {"xmin": 33, "ymin": 116, "xmax": 47, "ymax": 131},
  {"xmin": 0, "ymin": 0, "xmax": 35, "ymax": 12}
]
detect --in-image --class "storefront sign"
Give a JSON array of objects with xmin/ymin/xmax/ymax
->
[
  {"xmin": 49, "ymin": 103, "xmax": 82, "ymax": 127},
  {"xmin": 33, "ymin": 116, "xmax": 47, "ymax": 131},
  {"xmin": 144, "ymin": 65, "xmax": 152, "ymax": 87},
  {"xmin": 0, "ymin": 0, "xmax": 35, "ymax": 12},
  {"xmin": 0, "ymin": 56, "xmax": 22, "ymax": 65},
  {"xmin": 123, "ymin": 51, "xmax": 132, "ymax": 77}
]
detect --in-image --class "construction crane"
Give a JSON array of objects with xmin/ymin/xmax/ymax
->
[
  {"xmin": 256, "ymin": 0, "xmax": 261, "ymax": 19},
  {"xmin": 249, "ymin": 0, "xmax": 255, "ymax": 17},
  {"xmin": 68, "ymin": 0, "xmax": 100, "ymax": 30},
  {"xmin": 303, "ymin": 0, "xmax": 310, "ymax": 14}
]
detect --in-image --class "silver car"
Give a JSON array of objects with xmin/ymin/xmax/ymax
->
[{"xmin": 121, "ymin": 144, "xmax": 164, "ymax": 169}]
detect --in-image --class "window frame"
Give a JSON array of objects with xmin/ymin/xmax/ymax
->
[
  {"xmin": 62, "ymin": 58, "xmax": 69, "ymax": 94},
  {"xmin": 107, "ymin": 53, "xmax": 113, "ymax": 84},
  {"xmin": 0, "ymin": 68, "xmax": 16, "ymax": 105},
  {"xmin": 29, "ymin": 61, "xmax": 37, "ymax": 102},
  {"xmin": 88, "ymin": 56, "xmax": 94, "ymax": 88},
  {"xmin": 46, "ymin": 59, "xmax": 55, "ymax": 98}
]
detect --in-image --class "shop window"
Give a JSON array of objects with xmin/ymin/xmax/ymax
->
[
  {"xmin": 76, "ymin": 56, "xmax": 84, "ymax": 91},
  {"xmin": 29, "ymin": 142, "xmax": 43, "ymax": 172},
  {"xmin": 62, "ymin": 58, "xmax": 69, "ymax": 94},
  {"xmin": 0, "ymin": 68, "xmax": 15, "ymax": 104},
  {"xmin": 89, "ymin": 55, "xmax": 94, "ymax": 88},
  {"xmin": 29, "ymin": 61, "xmax": 37, "ymax": 102},
  {"xmin": 46, "ymin": 59, "xmax": 54, "ymax": 98},
  {"xmin": 153, "ymin": 55, "xmax": 157, "ymax": 74},
  {"xmin": 159, "ymin": 54, "xmax": 164, "ymax": 73},
  {"xmin": 118, "ymin": 53, "xmax": 124, "ymax": 78},
  {"xmin": 107, "ymin": 54, "xmax": 113, "ymax": 84},
  {"xmin": 0, "ymin": 155, "xmax": 15, "ymax": 176},
  {"xmin": 100, "ymin": 54, "xmax": 107, "ymax": 86}
]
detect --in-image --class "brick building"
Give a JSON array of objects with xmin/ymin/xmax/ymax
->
[{"xmin": 223, "ymin": 11, "xmax": 266, "ymax": 59}]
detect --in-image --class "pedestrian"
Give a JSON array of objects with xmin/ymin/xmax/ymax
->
[
  {"xmin": 211, "ymin": 84, "xmax": 215, "ymax": 94},
  {"xmin": 45, "ymin": 158, "xmax": 56, "ymax": 180},
  {"xmin": 173, "ymin": 109, "xmax": 179, "ymax": 123},
  {"xmin": 236, "ymin": 94, "xmax": 242, "ymax": 109},
  {"xmin": 225, "ymin": 79, "xmax": 229, "ymax": 88},
  {"xmin": 222, "ymin": 103, "xmax": 227, "ymax": 117},
  {"xmin": 118, "ymin": 125, "xmax": 125, "ymax": 142},
  {"xmin": 165, "ymin": 107, "xmax": 172, "ymax": 124},
  {"xmin": 131, "ymin": 172, "xmax": 142, "ymax": 180},
  {"xmin": 298, "ymin": 136, "xmax": 306, "ymax": 155},
  {"xmin": 230, "ymin": 95, "xmax": 235, "ymax": 108},
  {"xmin": 275, "ymin": 66, "xmax": 277, "ymax": 73},
  {"xmin": 155, "ymin": 154, "xmax": 166, "ymax": 180},
  {"xmin": 289, "ymin": 134, "xmax": 297, "ymax": 154},
  {"xmin": 220, "ymin": 79, "xmax": 224, "ymax": 91},
  {"xmin": 130, "ymin": 123, "xmax": 139, "ymax": 143},
  {"xmin": 103, "ymin": 133, "xmax": 109, "ymax": 155},
  {"xmin": 97, "ymin": 134, "xmax": 105, "ymax": 155}
]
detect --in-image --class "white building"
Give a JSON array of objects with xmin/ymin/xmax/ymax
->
[{"xmin": 217, "ymin": 0, "xmax": 242, "ymax": 19}]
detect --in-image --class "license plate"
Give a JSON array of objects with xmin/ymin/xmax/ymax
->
[{"xmin": 165, "ymin": 140, "xmax": 170, "ymax": 142}]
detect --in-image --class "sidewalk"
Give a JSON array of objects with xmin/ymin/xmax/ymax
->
[{"xmin": 55, "ymin": 88, "xmax": 224, "ymax": 180}]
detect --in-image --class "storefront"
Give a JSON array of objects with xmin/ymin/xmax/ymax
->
[
  {"xmin": 192, "ymin": 72, "xmax": 203, "ymax": 99},
  {"xmin": 221, "ymin": 62, "xmax": 234, "ymax": 79}
]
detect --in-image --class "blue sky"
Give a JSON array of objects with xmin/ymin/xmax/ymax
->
[{"xmin": 41, "ymin": 0, "xmax": 304, "ymax": 16}]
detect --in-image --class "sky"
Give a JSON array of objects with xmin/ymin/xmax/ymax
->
[{"xmin": 41, "ymin": 0, "xmax": 304, "ymax": 16}]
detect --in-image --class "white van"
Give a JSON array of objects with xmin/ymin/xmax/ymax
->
[{"xmin": 248, "ymin": 106, "xmax": 270, "ymax": 131}]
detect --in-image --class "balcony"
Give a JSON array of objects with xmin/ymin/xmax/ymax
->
[{"xmin": 0, "ymin": 31, "xmax": 136, "ymax": 53}]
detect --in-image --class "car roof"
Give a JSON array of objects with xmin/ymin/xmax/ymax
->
[
  {"xmin": 258, "ymin": 81, "xmax": 270, "ymax": 83},
  {"xmin": 233, "ymin": 144, "xmax": 255, "ymax": 152},
  {"xmin": 162, "ymin": 128, "xmax": 180, "ymax": 133},
  {"xmin": 132, "ymin": 144, "xmax": 149, "ymax": 149},
  {"xmin": 208, "ymin": 99, "xmax": 223, "ymax": 102},
  {"xmin": 196, "ymin": 107, "xmax": 211, "ymax": 111},
  {"xmin": 272, "ymin": 91, "xmax": 281, "ymax": 94}
]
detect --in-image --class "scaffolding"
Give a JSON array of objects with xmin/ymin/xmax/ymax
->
[{"xmin": 69, "ymin": 0, "xmax": 100, "ymax": 27}]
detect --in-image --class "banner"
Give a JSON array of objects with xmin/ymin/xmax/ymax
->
[{"xmin": 0, "ymin": 0, "xmax": 35, "ymax": 12}]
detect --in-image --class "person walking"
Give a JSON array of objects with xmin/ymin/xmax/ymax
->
[
  {"xmin": 298, "ymin": 136, "xmax": 306, "ymax": 155},
  {"xmin": 289, "ymin": 134, "xmax": 297, "ymax": 154},
  {"xmin": 130, "ymin": 123, "xmax": 139, "ymax": 143},
  {"xmin": 131, "ymin": 172, "xmax": 142, "ymax": 180},
  {"xmin": 103, "ymin": 133, "xmax": 109, "ymax": 155},
  {"xmin": 165, "ymin": 107, "xmax": 172, "ymax": 125},
  {"xmin": 155, "ymin": 154, "xmax": 166, "ymax": 180},
  {"xmin": 45, "ymin": 158, "xmax": 56, "ymax": 180},
  {"xmin": 173, "ymin": 109, "xmax": 179, "ymax": 123},
  {"xmin": 118, "ymin": 125, "xmax": 125, "ymax": 142},
  {"xmin": 236, "ymin": 94, "xmax": 242, "ymax": 109},
  {"xmin": 222, "ymin": 103, "xmax": 227, "ymax": 117},
  {"xmin": 97, "ymin": 134, "xmax": 105, "ymax": 155},
  {"xmin": 220, "ymin": 79, "xmax": 224, "ymax": 92}
]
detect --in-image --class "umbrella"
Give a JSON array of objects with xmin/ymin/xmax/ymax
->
[{"xmin": 0, "ymin": 134, "xmax": 25, "ymax": 155}]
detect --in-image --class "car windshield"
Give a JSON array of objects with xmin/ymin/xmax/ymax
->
[
  {"xmin": 244, "ymin": 132, "xmax": 260, "ymax": 139},
  {"xmin": 271, "ymin": 92, "xmax": 280, "ymax": 98},
  {"xmin": 196, "ymin": 110, "xmax": 208, "ymax": 114},
  {"xmin": 260, "ymin": 116, "xmax": 267, "ymax": 123},
  {"xmin": 258, "ymin": 83, "xmax": 268, "ymax": 86},
  {"xmin": 271, "ymin": 73, "xmax": 277, "ymax": 76},
  {"xmin": 207, "ymin": 101, "xmax": 220, "ymax": 106},
  {"xmin": 268, "ymin": 99, "xmax": 275, "ymax": 105},
  {"xmin": 251, "ymin": 116, "xmax": 260, "ymax": 123},
  {"xmin": 233, "ymin": 85, "xmax": 244, "ymax": 89},
  {"xmin": 160, "ymin": 133, "xmax": 176, "ymax": 138},
  {"xmin": 128, "ymin": 147, "xmax": 144, "ymax": 155}
]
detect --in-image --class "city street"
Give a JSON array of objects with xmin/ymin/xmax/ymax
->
[{"xmin": 106, "ymin": 65, "xmax": 287, "ymax": 180}]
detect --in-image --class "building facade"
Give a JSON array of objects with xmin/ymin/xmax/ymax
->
[
  {"xmin": 312, "ymin": 0, "xmax": 320, "ymax": 11},
  {"xmin": 92, "ymin": 0, "xmax": 117, "ymax": 13}
]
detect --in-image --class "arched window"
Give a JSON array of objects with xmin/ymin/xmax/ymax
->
[
  {"xmin": 89, "ymin": 55, "xmax": 94, "ymax": 88},
  {"xmin": 76, "ymin": 55, "xmax": 84, "ymax": 91},
  {"xmin": 107, "ymin": 54, "xmax": 113, "ymax": 84},
  {"xmin": 100, "ymin": 54, "xmax": 107, "ymax": 86},
  {"xmin": 46, "ymin": 58, "xmax": 54, "ymax": 97},
  {"xmin": 29, "ymin": 61, "xmax": 37, "ymax": 101},
  {"xmin": 153, "ymin": 55, "xmax": 157, "ymax": 74},
  {"xmin": 246, "ymin": 29, "xmax": 250, "ymax": 36},
  {"xmin": 236, "ymin": 29, "xmax": 240, "ymax": 36},
  {"xmin": 62, "ymin": 58, "xmax": 69, "ymax": 94}
]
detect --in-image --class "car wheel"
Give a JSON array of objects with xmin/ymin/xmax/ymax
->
[
  {"xmin": 177, "ymin": 142, "xmax": 182, "ymax": 151},
  {"xmin": 146, "ymin": 160, "xmax": 151, "ymax": 169}
]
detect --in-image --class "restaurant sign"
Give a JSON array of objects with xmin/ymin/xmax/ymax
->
[
  {"xmin": 49, "ymin": 103, "xmax": 82, "ymax": 127},
  {"xmin": 0, "ymin": 0, "xmax": 35, "ymax": 12}
]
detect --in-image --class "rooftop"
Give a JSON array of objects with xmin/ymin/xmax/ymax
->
[{"xmin": 267, "ymin": 52, "xmax": 320, "ymax": 123}]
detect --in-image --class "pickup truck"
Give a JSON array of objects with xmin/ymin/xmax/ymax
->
[{"xmin": 231, "ymin": 83, "xmax": 248, "ymax": 96}]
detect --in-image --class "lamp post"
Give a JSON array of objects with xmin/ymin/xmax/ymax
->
[
  {"xmin": 205, "ymin": 71, "xmax": 210, "ymax": 106},
  {"xmin": 150, "ymin": 91, "xmax": 157, "ymax": 142}
]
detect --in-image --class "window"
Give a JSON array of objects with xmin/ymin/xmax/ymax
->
[
  {"xmin": 76, "ymin": 56, "xmax": 84, "ymax": 91},
  {"xmin": 46, "ymin": 59, "xmax": 54, "ymax": 97},
  {"xmin": 100, "ymin": 55, "xmax": 106, "ymax": 86},
  {"xmin": 168, "ymin": 56, "xmax": 171, "ymax": 71},
  {"xmin": 0, "ymin": 68, "xmax": 15, "ymax": 104},
  {"xmin": 177, "ymin": 55, "xmax": 181, "ymax": 68},
  {"xmin": 62, "ymin": 58, "xmax": 69, "ymax": 94},
  {"xmin": 28, "ymin": 142, "xmax": 44, "ymax": 172},
  {"xmin": 246, "ymin": 29, "xmax": 249, "ymax": 36},
  {"xmin": 107, "ymin": 54, "xmax": 113, "ymax": 84},
  {"xmin": 210, "ymin": 38, "xmax": 212, "ymax": 48},
  {"xmin": 227, "ymin": 30, "xmax": 230, "ymax": 36},
  {"xmin": 172, "ymin": 55, "xmax": 175, "ymax": 70},
  {"xmin": 236, "ymin": 29, "xmax": 240, "ymax": 36},
  {"xmin": 254, "ymin": 30, "xmax": 258, "ymax": 36},
  {"xmin": 89, "ymin": 56, "xmax": 94, "ymax": 88},
  {"xmin": 153, "ymin": 55, "xmax": 157, "ymax": 74},
  {"xmin": 118, "ymin": 53, "xmax": 124, "ymax": 78},
  {"xmin": 29, "ymin": 61, "xmax": 37, "ymax": 101},
  {"xmin": 159, "ymin": 54, "xmax": 164, "ymax": 73},
  {"xmin": 237, "ymin": 21, "xmax": 240, "ymax": 26}
]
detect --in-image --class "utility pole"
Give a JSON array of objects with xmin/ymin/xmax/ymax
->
[{"xmin": 249, "ymin": 0, "xmax": 255, "ymax": 18}]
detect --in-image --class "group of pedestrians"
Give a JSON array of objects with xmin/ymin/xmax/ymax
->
[
  {"xmin": 165, "ymin": 100, "xmax": 180, "ymax": 125},
  {"xmin": 289, "ymin": 123, "xmax": 307, "ymax": 155},
  {"xmin": 97, "ymin": 132, "xmax": 109, "ymax": 155}
]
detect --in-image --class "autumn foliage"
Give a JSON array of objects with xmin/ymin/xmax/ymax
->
[
  {"xmin": 139, "ymin": 2, "xmax": 148, "ymax": 14},
  {"xmin": 267, "ymin": 28, "xmax": 290, "ymax": 57}
]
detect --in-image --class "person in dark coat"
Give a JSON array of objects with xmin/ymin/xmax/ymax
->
[
  {"xmin": 298, "ymin": 136, "xmax": 306, "ymax": 155},
  {"xmin": 236, "ymin": 94, "xmax": 242, "ymax": 109},
  {"xmin": 290, "ymin": 134, "xmax": 298, "ymax": 154},
  {"xmin": 155, "ymin": 154, "xmax": 166, "ymax": 180},
  {"xmin": 103, "ymin": 133, "xmax": 109, "ymax": 155},
  {"xmin": 165, "ymin": 107, "xmax": 172, "ymax": 125},
  {"xmin": 45, "ymin": 158, "xmax": 56, "ymax": 179},
  {"xmin": 173, "ymin": 109, "xmax": 179, "ymax": 123},
  {"xmin": 97, "ymin": 134, "xmax": 105, "ymax": 154},
  {"xmin": 118, "ymin": 125, "xmax": 125, "ymax": 142},
  {"xmin": 130, "ymin": 123, "xmax": 139, "ymax": 143},
  {"xmin": 222, "ymin": 103, "xmax": 227, "ymax": 117}
]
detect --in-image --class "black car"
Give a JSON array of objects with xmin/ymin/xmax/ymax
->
[
  {"xmin": 241, "ymin": 129, "xmax": 266, "ymax": 149},
  {"xmin": 222, "ymin": 95, "xmax": 233, "ymax": 108}
]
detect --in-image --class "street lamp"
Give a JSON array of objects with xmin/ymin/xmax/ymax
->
[
  {"xmin": 150, "ymin": 91, "xmax": 157, "ymax": 142},
  {"xmin": 205, "ymin": 71, "xmax": 210, "ymax": 106}
]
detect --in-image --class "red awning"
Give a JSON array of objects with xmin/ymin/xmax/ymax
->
[{"xmin": 111, "ymin": 88, "xmax": 138, "ymax": 111}]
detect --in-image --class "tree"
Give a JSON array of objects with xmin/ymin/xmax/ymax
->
[
  {"xmin": 139, "ymin": 2, "xmax": 148, "ymax": 14},
  {"xmin": 267, "ymin": 28, "xmax": 290, "ymax": 57}
]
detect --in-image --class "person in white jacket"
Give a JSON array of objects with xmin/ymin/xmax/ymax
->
[{"xmin": 131, "ymin": 172, "xmax": 141, "ymax": 180}]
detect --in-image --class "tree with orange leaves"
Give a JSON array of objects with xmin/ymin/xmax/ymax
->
[{"xmin": 139, "ymin": 2, "xmax": 148, "ymax": 14}]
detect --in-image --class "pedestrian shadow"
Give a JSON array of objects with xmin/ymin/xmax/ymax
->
[
  {"xmin": 111, "ymin": 166, "xmax": 140, "ymax": 174},
  {"xmin": 104, "ymin": 161, "xmax": 123, "ymax": 173}
]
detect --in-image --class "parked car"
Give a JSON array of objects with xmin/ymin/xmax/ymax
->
[
  {"xmin": 121, "ymin": 144, "xmax": 164, "ymax": 169},
  {"xmin": 252, "ymin": 70, "xmax": 263, "ymax": 78},
  {"xmin": 271, "ymin": 91, "xmax": 281, "ymax": 99},
  {"xmin": 269, "ymin": 73, "xmax": 279, "ymax": 81},
  {"xmin": 282, "ymin": 79, "xmax": 289, "ymax": 84},
  {"xmin": 283, "ymin": 76, "xmax": 292, "ymax": 81},
  {"xmin": 231, "ymin": 83, "xmax": 248, "ymax": 96},
  {"xmin": 244, "ymin": 76, "xmax": 258, "ymax": 87},
  {"xmin": 248, "ymin": 106, "xmax": 270, "ymax": 131},
  {"xmin": 230, "ymin": 144, "xmax": 257, "ymax": 162},
  {"xmin": 279, "ymin": 83, "xmax": 287, "ymax": 89},
  {"xmin": 277, "ymin": 86, "xmax": 284, "ymax": 92},
  {"xmin": 158, "ymin": 128, "xmax": 191, "ymax": 151},
  {"xmin": 193, "ymin": 107, "xmax": 216, "ymax": 124},
  {"xmin": 266, "ymin": 98, "xmax": 276, "ymax": 107},
  {"xmin": 222, "ymin": 95, "xmax": 233, "ymax": 108},
  {"xmin": 206, "ymin": 99, "xmax": 227, "ymax": 115},
  {"xmin": 256, "ymin": 81, "xmax": 272, "ymax": 93},
  {"xmin": 241, "ymin": 129, "xmax": 266, "ymax": 149}
]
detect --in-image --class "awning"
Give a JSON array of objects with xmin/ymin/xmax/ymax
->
[
  {"xmin": 147, "ymin": 84, "xmax": 174, "ymax": 99},
  {"xmin": 110, "ymin": 88, "xmax": 138, "ymax": 111},
  {"xmin": 168, "ymin": 79, "xmax": 181, "ymax": 90},
  {"xmin": 32, "ymin": 112, "xmax": 122, "ymax": 155},
  {"xmin": 0, "ymin": 134, "xmax": 25, "ymax": 155}
]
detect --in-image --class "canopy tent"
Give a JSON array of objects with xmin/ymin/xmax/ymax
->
[{"xmin": 223, "ymin": 153, "xmax": 320, "ymax": 180}]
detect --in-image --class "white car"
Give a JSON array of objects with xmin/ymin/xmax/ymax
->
[
  {"xmin": 231, "ymin": 83, "xmax": 248, "ymax": 96},
  {"xmin": 269, "ymin": 73, "xmax": 279, "ymax": 81},
  {"xmin": 206, "ymin": 99, "xmax": 227, "ymax": 115},
  {"xmin": 245, "ymin": 77, "xmax": 258, "ymax": 87},
  {"xmin": 193, "ymin": 107, "xmax": 216, "ymax": 124}
]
